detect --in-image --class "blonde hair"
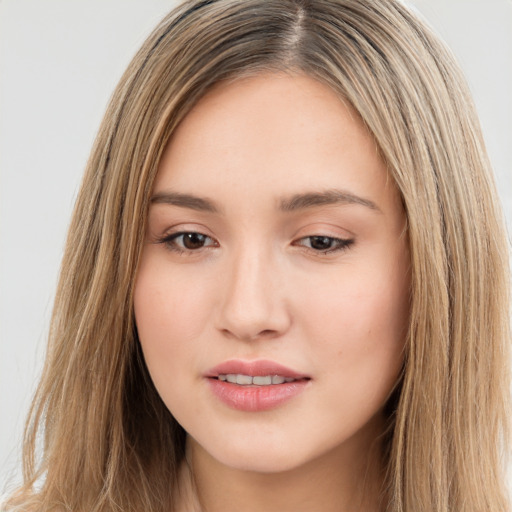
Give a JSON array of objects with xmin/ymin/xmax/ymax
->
[{"xmin": 4, "ymin": 0, "xmax": 510, "ymax": 511}]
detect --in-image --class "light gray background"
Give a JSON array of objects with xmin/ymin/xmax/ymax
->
[{"xmin": 1, "ymin": 0, "xmax": 511, "ymax": 492}]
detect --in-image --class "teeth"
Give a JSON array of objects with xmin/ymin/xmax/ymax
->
[
  {"xmin": 218, "ymin": 374, "xmax": 296, "ymax": 386},
  {"xmin": 253, "ymin": 375, "xmax": 272, "ymax": 385},
  {"xmin": 236, "ymin": 374, "xmax": 253, "ymax": 385}
]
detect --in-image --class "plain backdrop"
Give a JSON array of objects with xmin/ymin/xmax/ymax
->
[{"xmin": 1, "ymin": 0, "xmax": 511, "ymax": 492}]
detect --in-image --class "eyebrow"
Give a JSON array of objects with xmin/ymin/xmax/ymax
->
[
  {"xmin": 151, "ymin": 191, "xmax": 220, "ymax": 213},
  {"xmin": 150, "ymin": 188, "xmax": 381, "ymax": 214},
  {"xmin": 279, "ymin": 189, "xmax": 381, "ymax": 213}
]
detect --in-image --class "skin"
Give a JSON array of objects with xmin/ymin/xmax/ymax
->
[{"xmin": 134, "ymin": 72, "xmax": 410, "ymax": 512}]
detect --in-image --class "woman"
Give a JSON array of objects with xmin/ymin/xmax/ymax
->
[{"xmin": 4, "ymin": 0, "xmax": 510, "ymax": 511}]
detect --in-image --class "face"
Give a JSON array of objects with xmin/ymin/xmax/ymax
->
[{"xmin": 134, "ymin": 73, "xmax": 410, "ymax": 474}]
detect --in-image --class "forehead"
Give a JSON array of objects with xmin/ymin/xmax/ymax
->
[{"xmin": 153, "ymin": 72, "xmax": 399, "ymax": 214}]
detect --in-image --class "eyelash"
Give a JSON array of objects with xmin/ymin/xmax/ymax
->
[
  {"xmin": 159, "ymin": 232, "xmax": 218, "ymax": 254},
  {"xmin": 293, "ymin": 235, "xmax": 355, "ymax": 254},
  {"xmin": 158, "ymin": 231, "xmax": 354, "ymax": 256}
]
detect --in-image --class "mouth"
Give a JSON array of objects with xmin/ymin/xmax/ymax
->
[
  {"xmin": 206, "ymin": 359, "xmax": 309, "ymax": 380},
  {"xmin": 215, "ymin": 374, "xmax": 302, "ymax": 385},
  {"xmin": 206, "ymin": 360, "xmax": 311, "ymax": 411}
]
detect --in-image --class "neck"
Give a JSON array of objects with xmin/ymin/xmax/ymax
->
[{"xmin": 176, "ymin": 418, "xmax": 387, "ymax": 512}]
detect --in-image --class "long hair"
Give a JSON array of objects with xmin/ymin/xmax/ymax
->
[{"xmin": 4, "ymin": 1, "xmax": 510, "ymax": 510}]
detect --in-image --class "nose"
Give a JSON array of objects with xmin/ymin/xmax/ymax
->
[{"xmin": 216, "ymin": 246, "xmax": 292, "ymax": 341}]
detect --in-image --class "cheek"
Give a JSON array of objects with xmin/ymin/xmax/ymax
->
[
  {"xmin": 133, "ymin": 255, "xmax": 214, "ymax": 382},
  {"xmin": 303, "ymin": 264, "xmax": 408, "ymax": 342},
  {"xmin": 299, "ymin": 253, "xmax": 409, "ymax": 396}
]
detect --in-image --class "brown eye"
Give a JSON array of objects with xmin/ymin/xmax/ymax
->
[
  {"xmin": 162, "ymin": 232, "xmax": 218, "ymax": 252},
  {"xmin": 182, "ymin": 232, "xmax": 208, "ymax": 249},
  {"xmin": 309, "ymin": 236, "xmax": 335, "ymax": 251},
  {"xmin": 295, "ymin": 236, "xmax": 354, "ymax": 254}
]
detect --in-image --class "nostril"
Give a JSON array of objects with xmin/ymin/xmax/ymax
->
[
  {"xmin": 259, "ymin": 329, "xmax": 279, "ymax": 337},
  {"xmin": 220, "ymin": 327, "xmax": 281, "ymax": 341}
]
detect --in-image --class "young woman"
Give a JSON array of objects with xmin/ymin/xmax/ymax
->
[{"xmin": 4, "ymin": 0, "xmax": 510, "ymax": 511}]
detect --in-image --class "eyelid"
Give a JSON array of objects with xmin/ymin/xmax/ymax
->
[
  {"xmin": 152, "ymin": 222, "xmax": 355, "ymax": 256},
  {"xmin": 153, "ymin": 222, "xmax": 215, "ymax": 241},
  {"xmin": 156, "ymin": 226, "xmax": 219, "ymax": 254},
  {"xmin": 292, "ymin": 235, "xmax": 355, "ymax": 255},
  {"xmin": 290, "ymin": 219, "xmax": 355, "ymax": 237},
  {"xmin": 290, "ymin": 220, "xmax": 355, "ymax": 246}
]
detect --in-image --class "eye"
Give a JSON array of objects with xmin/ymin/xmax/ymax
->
[
  {"xmin": 160, "ymin": 231, "xmax": 218, "ymax": 253},
  {"xmin": 294, "ymin": 235, "xmax": 354, "ymax": 254}
]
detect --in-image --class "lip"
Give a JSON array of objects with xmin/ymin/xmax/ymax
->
[
  {"xmin": 206, "ymin": 359, "xmax": 310, "ymax": 412},
  {"xmin": 206, "ymin": 359, "xmax": 309, "ymax": 379}
]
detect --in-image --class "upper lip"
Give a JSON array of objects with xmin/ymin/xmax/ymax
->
[{"xmin": 206, "ymin": 359, "xmax": 309, "ymax": 379}]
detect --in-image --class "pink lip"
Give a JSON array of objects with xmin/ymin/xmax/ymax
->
[
  {"xmin": 206, "ymin": 359, "xmax": 308, "ymax": 379},
  {"xmin": 206, "ymin": 359, "xmax": 310, "ymax": 412}
]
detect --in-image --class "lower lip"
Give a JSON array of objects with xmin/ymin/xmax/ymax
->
[{"xmin": 207, "ymin": 378, "xmax": 309, "ymax": 412}]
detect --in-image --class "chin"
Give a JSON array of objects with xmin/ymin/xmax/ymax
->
[
  {"xmin": 191, "ymin": 430, "xmax": 328, "ymax": 475},
  {"xmin": 215, "ymin": 447, "xmax": 307, "ymax": 474}
]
